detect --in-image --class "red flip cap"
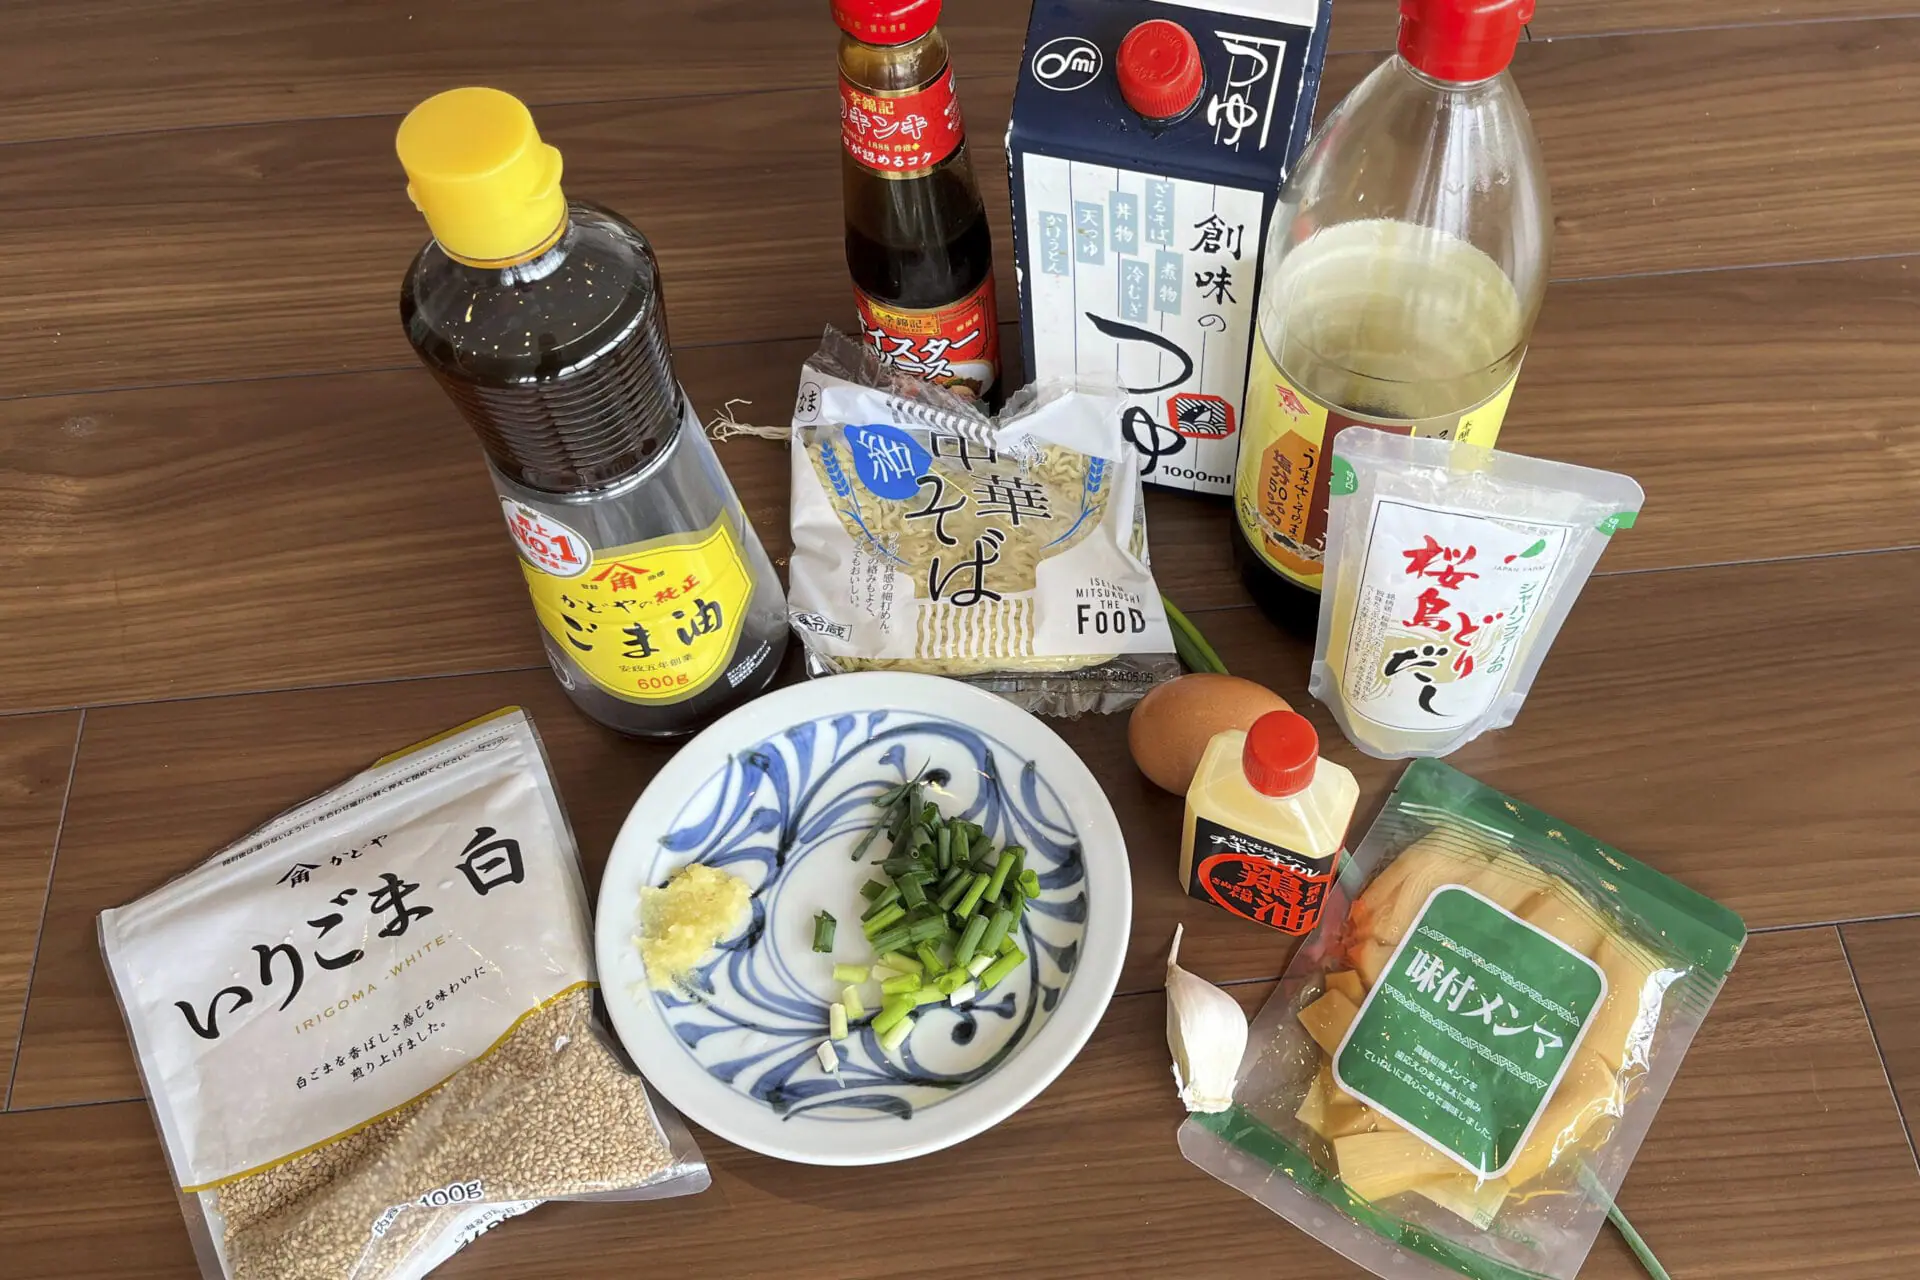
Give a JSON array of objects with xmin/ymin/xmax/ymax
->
[
  {"xmin": 832, "ymin": 0, "xmax": 941, "ymax": 45},
  {"xmin": 1241, "ymin": 711, "xmax": 1320, "ymax": 798},
  {"xmin": 1398, "ymin": 0, "xmax": 1533, "ymax": 83},
  {"xmin": 1116, "ymin": 20, "xmax": 1205, "ymax": 121}
]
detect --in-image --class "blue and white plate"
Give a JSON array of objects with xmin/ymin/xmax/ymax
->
[{"xmin": 595, "ymin": 672, "xmax": 1130, "ymax": 1165}]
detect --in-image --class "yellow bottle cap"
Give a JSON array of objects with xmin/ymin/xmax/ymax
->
[{"xmin": 396, "ymin": 87, "xmax": 566, "ymax": 267}]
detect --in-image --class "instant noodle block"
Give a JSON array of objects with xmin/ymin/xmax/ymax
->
[
  {"xmin": 1181, "ymin": 759, "xmax": 1746, "ymax": 1280},
  {"xmin": 785, "ymin": 334, "xmax": 1180, "ymax": 715}
]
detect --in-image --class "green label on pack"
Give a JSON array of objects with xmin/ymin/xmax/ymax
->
[{"xmin": 1334, "ymin": 886, "xmax": 1607, "ymax": 1177}]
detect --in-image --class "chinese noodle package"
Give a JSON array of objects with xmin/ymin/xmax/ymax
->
[
  {"xmin": 101, "ymin": 709, "xmax": 708, "ymax": 1280},
  {"xmin": 787, "ymin": 332, "xmax": 1180, "ymax": 715},
  {"xmin": 1311, "ymin": 428, "xmax": 1644, "ymax": 758},
  {"xmin": 1180, "ymin": 758, "xmax": 1745, "ymax": 1280}
]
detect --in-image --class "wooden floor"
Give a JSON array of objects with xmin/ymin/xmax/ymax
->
[{"xmin": 3, "ymin": 2, "xmax": 1919, "ymax": 1276}]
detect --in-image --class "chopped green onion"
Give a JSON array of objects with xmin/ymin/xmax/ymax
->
[
  {"xmin": 955, "ymin": 872, "xmax": 991, "ymax": 921},
  {"xmin": 979, "ymin": 946, "xmax": 1025, "ymax": 992},
  {"xmin": 1020, "ymin": 868, "xmax": 1042, "ymax": 898},
  {"xmin": 969, "ymin": 830, "xmax": 994, "ymax": 862},
  {"xmin": 861, "ymin": 904, "xmax": 906, "ymax": 938},
  {"xmin": 859, "ymin": 879, "xmax": 885, "ymax": 902},
  {"xmin": 984, "ymin": 849, "xmax": 1018, "ymax": 902},
  {"xmin": 868, "ymin": 922, "xmax": 913, "ymax": 955},
  {"xmin": 947, "ymin": 981, "xmax": 978, "ymax": 1005},
  {"xmin": 915, "ymin": 941, "xmax": 947, "ymax": 975},
  {"xmin": 879, "ymin": 855, "xmax": 923, "ymax": 878},
  {"xmin": 934, "ymin": 873, "xmax": 970, "ymax": 913},
  {"xmin": 1009, "ymin": 848, "xmax": 1025, "ymax": 891},
  {"xmin": 1008, "ymin": 892, "xmax": 1028, "ymax": 923},
  {"xmin": 817, "ymin": 1040, "xmax": 839, "ymax": 1073},
  {"xmin": 978, "ymin": 907, "xmax": 1015, "ymax": 958},
  {"xmin": 966, "ymin": 953, "xmax": 994, "ymax": 978},
  {"xmin": 911, "ymin": 986, "xmax": 946, "ymax": 1007},
  {"xmin": 952, "ymin": 913, "xmax": 990, "ymax": 970},
  {"xmin": 905, "ymin": 915, "xmax": 950, "ymax": 944},
  {"xmin": 872, "ymin": 994, "xmax": 916, "ymax": 1036},
  {"xmin": 849, "ymin": 823, "xmax": 885, "ymax": 862},
  {"xmin": 998, "ymin": 934, "xmax": 1019, "ymax": 956},
  {"xmin": 861, "ymin": 884, "xmax": 902, "ymax": 919},
  {"xmin": 841, "ymin": 984, "xmax": 867, "ymax": 1020},
  {"xmin": 877, "ymin": 951, "xmax": 923, "ymax": 977},
  {"xmin": 898, "ymin": 875, "xmax": 928, "ymax": 909},
  {"xmin": 936, "ymin": 825, "xmax": 952, "ymax": 871},
  {"xmin": 812, "ymin": 910, "xmax": 837, "ymax": 953},
  {"xmin": 935, "ymin": 968, "xmax": 970, "ymax": 994},
  {"xmin": 832, "ymin": 963, "xmax": 870, "ymax": 985},
  {"xmin": 829, "ymin": 1003, "xmax": 849, "ymax": 1041},
  {"xmin": 881, "ymin": 972, "xmax": 920, "ymax": 996},
  {"xmin": 879, "ymin": 1015, "xmax": 914, "ymax": 1055}
]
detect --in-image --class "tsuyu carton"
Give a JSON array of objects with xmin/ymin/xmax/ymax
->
[{"xmin": 1007, "ymin": 0, "xmax": 1329, "ymax": 494}]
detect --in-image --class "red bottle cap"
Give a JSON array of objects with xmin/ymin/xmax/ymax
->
[
  {"xmin": 1241, "ymin": 711, "xmax": 1320, "ymax": 798},
  {"xmin": 1116, "ymin": 20, "xmax": 1205, "ymax": 121},
  {"xmin": 1398, "ymin": 0, "xmax": 1533, "ymax": 83},
  {"xmin": 832, "ymin": 0, "xmax": 941, "ymax": 46}
]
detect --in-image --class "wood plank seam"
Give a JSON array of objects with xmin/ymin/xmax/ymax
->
[
  {"xmin": 1550, "ymin": 247, "xmax": 1920, "ymax": 287},
  {"xmin": 1, "ymin": 1094, "xmax": 138, "ymax": 1117},
  {"xmin": 1530, "ymin": 12, "xmax": 1920, "ymax": 44},
  {"xmin": 0, "ymin": 662, "xmax": 554, "ymax": 721},
  {"xmin": 1837, "ymin": 928, "xmax": 1920, "ymax": 1177},
  {"xmin": 1582, "ymin": 544, "xmax": 1920, "ymax": 579},
  {"xmin": 0, "ymin": 81, "xmax": 958, "ymax": 157},
  {"xmin": 3, "ymin": 709, "xmax": 82, "ymax": 1112},
  {"xmin": 1750, "ymin": 911, "xmax": 1920, "ymax": 935}
]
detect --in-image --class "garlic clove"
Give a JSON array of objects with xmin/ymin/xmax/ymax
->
[{"xmin": 1165, "ymin": 923, "xmax": 1249, "ymax": 1113}]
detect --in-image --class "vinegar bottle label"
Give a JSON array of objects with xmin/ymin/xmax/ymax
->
[
  {"xmin": 1233, "ymin": 339, "xmax": 1519, "ymax": 592},
  {"xmin": 840, "ymin": 66, "xmax": 965, "ymax": 175}
]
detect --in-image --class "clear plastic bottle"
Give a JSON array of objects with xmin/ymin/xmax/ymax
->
[
  {"xmin": 395, "ymin": 88, "xmax": 787, "ymax": 737},
  {"xmin": 1232, "ymin": 0, "xmax": 1550, "ymax": 632},
  {"xmin": 1180, "ymin": 711, "xmax": 1358, "ymax": 936}
]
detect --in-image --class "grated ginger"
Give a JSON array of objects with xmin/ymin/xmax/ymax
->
[{"xmin": 636, "ymin": 863, "xmax": 751, "ymax": 989}]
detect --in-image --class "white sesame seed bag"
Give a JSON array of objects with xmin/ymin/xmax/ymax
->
[{"xmin": 100, "ymin": 708, "xmax": 708, "ymax": 1280}]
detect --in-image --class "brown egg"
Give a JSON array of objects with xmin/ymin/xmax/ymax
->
[{"xmin": 1129, "ymin": 673, "xmax": 1293, "ymax": 794}]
